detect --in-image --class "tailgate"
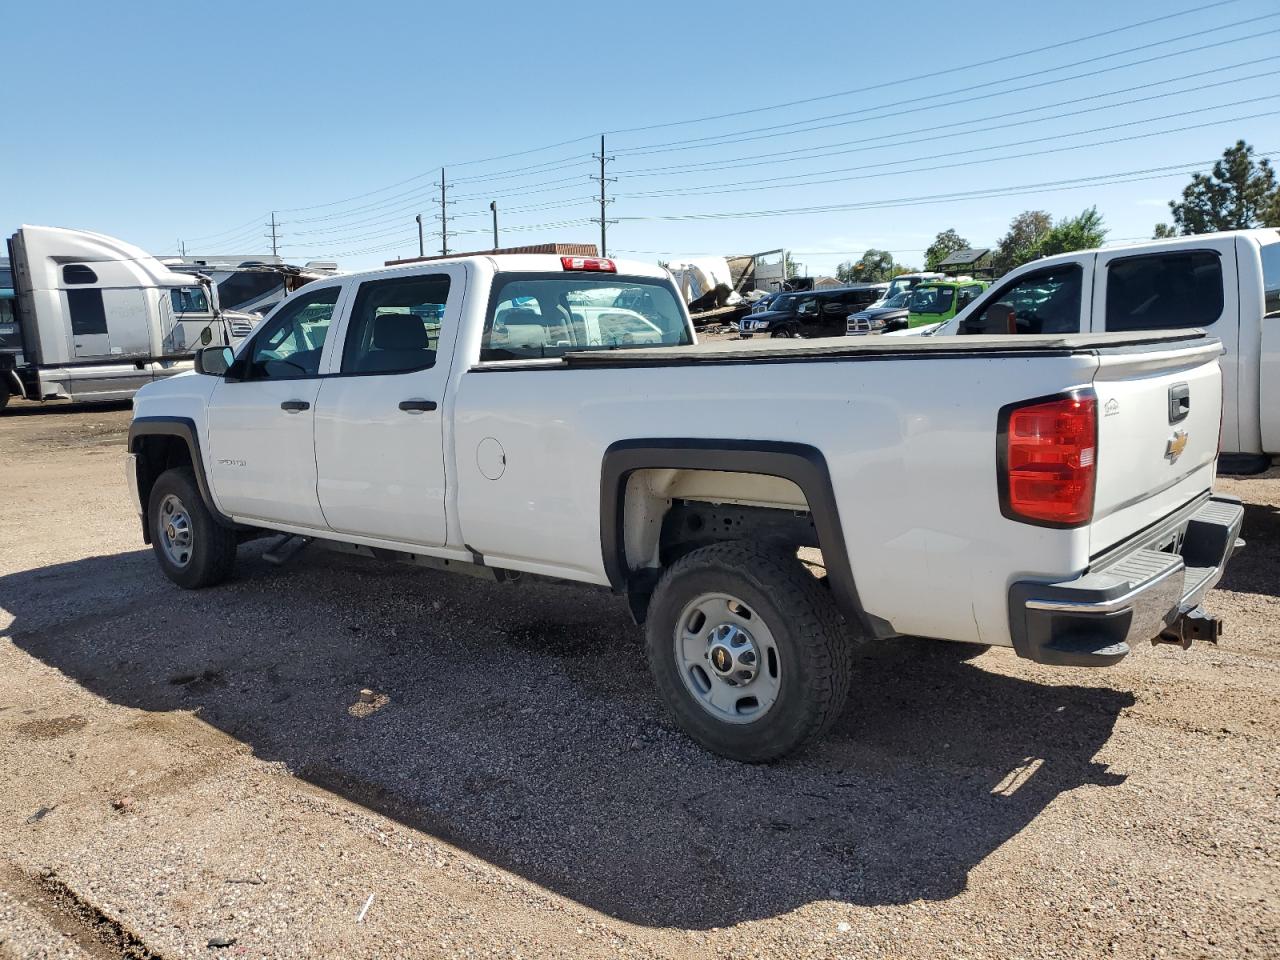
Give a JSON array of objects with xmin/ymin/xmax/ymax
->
[{"xmin": 1090, "ymin": 340, "xmax": 1224, "ymax": 554}]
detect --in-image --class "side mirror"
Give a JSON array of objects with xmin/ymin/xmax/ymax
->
[{"xmin": 195, "ymin": 345, "xmax": 234, "ymax": 377}]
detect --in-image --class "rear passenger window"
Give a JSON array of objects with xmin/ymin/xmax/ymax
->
[
  {"xmin": 341, "ymin": 275, "xmax": 448, "ymax": 374},
  {"xmin": 1105, "ymin": 251, "xmax": 1224, "ymax": 330}
]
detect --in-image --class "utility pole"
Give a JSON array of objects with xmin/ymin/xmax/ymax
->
[
  {"xmin": 415, "ymin": 214, "xmax": 424, "ymax": 258},
  {"xmin": 591, "ymin": 134, "xmax": 616, "ymax": 257},
  {"xmin": 177, "ymin": 238, "xmax": 186, "ymax": 257},
  {"xmin": 489, "ymin": 201, "xmax": 499, "ymax": 250},
  {"xmin": 266, "ymin": 212, "xmax": 281, "ymax": 256},
  {"xmin": 438, "ymin": 168, "xmax": 450, "ymax": 257}
]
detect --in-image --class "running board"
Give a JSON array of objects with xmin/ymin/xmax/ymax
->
[{"xmin": 262, "ymin": 534, "xmax": 313, "ymax": 566}]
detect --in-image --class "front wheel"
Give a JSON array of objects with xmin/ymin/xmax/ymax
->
[
  {"xmin": 147, "ymin": 467, "xmax": 237, "ymax": 589},
  {"xmin": 769, "ymin": 327, "xmax": 795, "ymax": 339},
  {"xmin": 645, "ymin": 541, "xmax": 853, "ymax": 762}
]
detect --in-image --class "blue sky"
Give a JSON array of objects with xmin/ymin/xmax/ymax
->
[{"xmin": 3, "ymin": 0, "xmax": 1277, "ymax": 277}]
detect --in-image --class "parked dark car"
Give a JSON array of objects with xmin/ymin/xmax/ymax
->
[
  {"xmin": 845, "ymin": 290, "xmax": 912, "ymax": 335},
  {"xmin": 739, "ymin": 284, "xmax": 887, "ymax": 338}
]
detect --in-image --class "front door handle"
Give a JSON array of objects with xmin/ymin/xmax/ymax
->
[
  {"xmin": 398, "ymin": 399, "xmax": 438, "ymax": 413},
  {"xmin": 280, "ymin": 399, "xmax": 310, "ymax": 412}
]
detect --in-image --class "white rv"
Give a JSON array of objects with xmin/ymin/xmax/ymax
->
[{"xmin": 1, "ymin": 225, "xmax": 239, "ymax": 410}]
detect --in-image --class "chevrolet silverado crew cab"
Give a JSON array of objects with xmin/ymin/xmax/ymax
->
[{"xmin": 126, "ymin": 253, "xmax": 1243, "ymax": 762}]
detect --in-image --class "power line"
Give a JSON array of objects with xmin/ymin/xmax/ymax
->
[
  {"xmin": 616, "ymin": 102, "xmax": 1280, "ymax": 200},
  {"xmin": 614, "ymin": 154, "xmax": 1278, "ymax": 223},
  {"xmin": 617, "ymin": 46, "xmax": 1280, "ymax": 175},
  {"xmin": 604, "ymin": 0, "xmax": 1255, "ymax": 138},
  {"xmin": 616, "ymin": 17, "xmax": 1280, "ymax": 159},
  {"xmin": 183, "ymin": 2, "xmax": 1262, "ymax": 243}
]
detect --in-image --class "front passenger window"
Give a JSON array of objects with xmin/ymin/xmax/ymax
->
[
  {"xmin": 243, "ymin": 286, "xmax": 340, "ymax": 379},
  {"xmin": 961, "ymin": 265, "xmax": 1082, "ymax": 335}
]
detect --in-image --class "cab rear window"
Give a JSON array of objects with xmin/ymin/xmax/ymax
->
[{"xmin": 481, "ymin": 274, "xmax": 689, "ymax": 362}]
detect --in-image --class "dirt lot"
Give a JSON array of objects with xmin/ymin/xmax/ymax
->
[{"xmin": 0, "ymin": 399, "xmax": 1276, "ymax": 959}]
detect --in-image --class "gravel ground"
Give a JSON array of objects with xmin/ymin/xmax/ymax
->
[{"xmin": 0, "ymin": 398, "xmax": 1276, "ymax": 959}]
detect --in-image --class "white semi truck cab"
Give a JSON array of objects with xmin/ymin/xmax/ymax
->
[{"xmin": 1, "ymin": 225, "xmax": 238, "ymax": 410}]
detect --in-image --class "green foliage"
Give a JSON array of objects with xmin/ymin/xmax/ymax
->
[
  {"xmin": 924, "ymin": 229, "xmax": 969, "ymax": 272},
  {"xmin": 836, "ymin": 248, "xmax": 897, "ymax": 283},
  {"xmin": 1152, "ymin": 223, "xmax": 1177, "ymax": 239},
  {"xmin": 1169, "ymin": 141, "xmax": 1280, "ymax": 234},
  {"xmin": 1033, "ymin": 207, "xmax": 1107, "ymax": 260},
  {"xmin": 993, "ymin": 210, "xmax": 1052, "ymax": 275},
  {"xmin": 784, "ymin": 252, "xmax": 803, "ymax": 278},
  {"xmin": 991, "ymin": 208, "xmax": 1105, "ymax": 274}
]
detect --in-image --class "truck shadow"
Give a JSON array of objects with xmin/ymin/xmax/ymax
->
[
  {"xmin": 1218, "ymin": 502, "xmax": 1280, "ymax": 598},
  {"xmin": 2, "ymin": 399, "xmax": 132, "ymax": 417},
  {"xmin": 2, "ymin": 548, "xmax": 1133, "ymax": 928}
]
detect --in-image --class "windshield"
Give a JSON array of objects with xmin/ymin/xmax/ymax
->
[
  {"xmin": 886, "ymin": 277, "xmax": 921, "ymax": 300},
  {"xmin": 909, "ymin": 285, "xmax": 955, "ymax": 315},
  {"xmin": 482, "ymin": 274, "xmax": 690, "ymax": 361},
  {"xmin": 882, "ymin": 291, "xmax": 910, "ymax": 308},
  {"xmin": 1263, "ymin": 241, "xmax": 1280, "ymax": 318}
]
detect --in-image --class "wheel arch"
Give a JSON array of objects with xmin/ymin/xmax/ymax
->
[
  {"xmin": 128, "ymin": 416, "xmax": 234, "ymax": 532},
  {"xmin": 599, "ymin": 438, "xmax": 886, "ymax": 637}
]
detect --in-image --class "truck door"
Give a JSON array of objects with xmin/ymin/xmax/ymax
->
[
  {"xmin": 312, "ymin": 267, "xmax": 462, "ymax": 546},
  {"xmin": 205, "ymin": 284, "xmax": 345, "ymax": 527},
  {"xmin": 1090, "ymin": 239, "xmax": 1239, "ymax": 449}
]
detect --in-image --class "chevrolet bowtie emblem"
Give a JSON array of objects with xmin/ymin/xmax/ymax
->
[{"xmin": 1165, "ymin": 430, "xmax": 1189, "ymax": 463}]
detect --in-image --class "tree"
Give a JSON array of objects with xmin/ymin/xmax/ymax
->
[
  {"xmin": 1032, "ymin": 206, "xmax": 1107, "ymax": 259},
  {"xmin": 784, "ymin": 252, "xmax": 803, "ymax": 279},
  {"xmin": 1152, "ymin": 223, "xmax": 1177, "ymax": 239},
  {"xmin": 837, "ymin": 248, "xmax": 896, "ymax": 283},
  {"xmin": 924, "ymin": 229, "xmax": 970, "ymax": 272},
  {"xmin": 993, "ymin": 210, "xmax": 1052, "ymax": 275},
  {"xmin": 1169, "ymin": 140, "xmax": 1280, "ymax": 234}
]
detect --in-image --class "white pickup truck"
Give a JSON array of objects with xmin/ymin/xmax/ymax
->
[
  {"xmin": 126, "ymin": 253, "xmax": 1244, "ymax": 762},
  {"xmin": 917, "ymin": 229, "xmax": 1280, "ymax": 472}
]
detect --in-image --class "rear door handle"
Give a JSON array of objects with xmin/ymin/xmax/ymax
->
[
  {"xmin": 398, "ymin": 399, "xmax": 438, "ymax": 413},
  {"xmin": 280, "ymin": 399, "xmax": 310, "ymax": 412}
]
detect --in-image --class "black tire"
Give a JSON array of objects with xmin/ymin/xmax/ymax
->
[
  {"xmin": 0, "ymin": 378, "xmax": 9, "ymax": 412},
  {"xmin": 770, "ymin": 327, "xmax": 795, "ymax": 339},
  {"xmin": 645, "ymin": 541, "xmax": 853, "ymax": 763},
  {"xmin": 147, "ymin": 467, "xmax": 237, "ymax": 589}
]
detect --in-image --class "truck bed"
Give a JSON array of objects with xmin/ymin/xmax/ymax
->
[{"xmin": 562, "ymin": 329, "xmax": 1210, "ymax": 367}]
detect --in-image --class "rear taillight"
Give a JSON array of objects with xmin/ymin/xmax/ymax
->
[
  {"xmin": 998, "ymin": 393, "xmax": 1097, "ymax": 527},
  {"xmin": 561, "ymin": 256, "xmax": 615, "ymax": 272}
]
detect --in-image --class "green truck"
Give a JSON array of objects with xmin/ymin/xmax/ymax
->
[{"xmin": 906, "ymin": 278, "xmax": 988, "ymax": 328}]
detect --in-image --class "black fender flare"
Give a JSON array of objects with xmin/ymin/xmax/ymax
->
[
  {"xmin": 128, "ymin": 416, "xmax": 235, "ymax": 528},
  {"xmin": 599, "ymin": 438, "xmax": 889, "ymax": 637}
]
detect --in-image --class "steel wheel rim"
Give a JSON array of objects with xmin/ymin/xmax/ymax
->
[
  {"xmin": 158, "ymin": 493, "xmax": 194, "ymax": 568},
  {"xmin": 674, "ymin": 592, "xmax": 781, "ymax": 724}
]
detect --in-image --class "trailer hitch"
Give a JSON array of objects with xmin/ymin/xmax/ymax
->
[{"xmin": 1154, "ymin": 605, "xmax": 1222, "ymax": 649}]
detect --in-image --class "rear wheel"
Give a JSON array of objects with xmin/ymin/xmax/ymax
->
[
  {"xmin": 147, "ymin": 467, "xmax": 237, "ymax": 589},
  {"xmin": 645, "ymin": 541, "xmax": 853, "ymax": 762}
]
